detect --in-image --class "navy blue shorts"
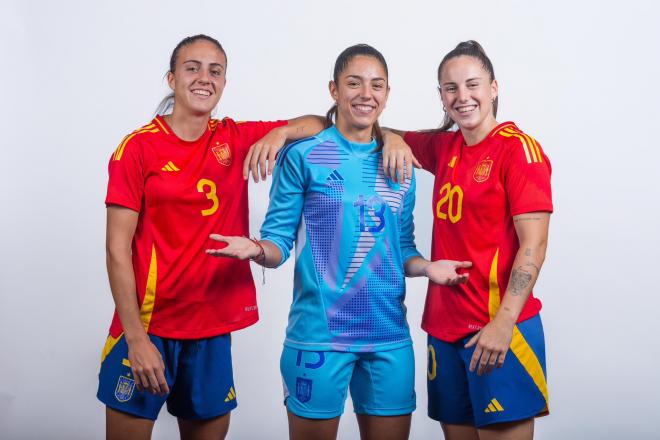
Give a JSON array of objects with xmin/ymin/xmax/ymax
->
[
  {"xmin": 97, "ymin": 333, "xmax": 236, "ymax": 420},
  {"xmin": 427, "ymin": 314, "xmax": 549, "ymax": 427}
]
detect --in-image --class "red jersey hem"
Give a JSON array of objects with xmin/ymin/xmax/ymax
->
[
  {"xmin": 511, "ymin": 203, "xmax": 554, "ymax": 217},
  {"xmin": 105, "ymin": 197, "xmax": 140, "ymax": 212},
  {"xmin": 422, "ymin": 308, "xmax": 542, "ymax": 343},
  {"xmin": 146, "ymin": 313, "xmax": 259, "ymax": 339}
]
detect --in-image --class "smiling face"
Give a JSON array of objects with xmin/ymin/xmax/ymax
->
[
  {"xmin": 329, "ymin": 55, "xmax": 389, "ymax": 143},
  {"xmin": 167, "ymin": 39, "xmax": 227, "ymax": 117},
  {"xmin": 439, "ymin": 55, "xmax": 498, "ymax": 143}
]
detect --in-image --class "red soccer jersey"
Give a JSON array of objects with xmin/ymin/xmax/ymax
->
[
  {"xmin": 405, "ymin": 122, "xmax": 553, "ymax": 342},
  {"xmin": 105, "ymin": 116, "xmax": 287, "ymax": 339}
]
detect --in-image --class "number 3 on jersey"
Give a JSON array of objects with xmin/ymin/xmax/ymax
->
[
  {"xmin": 197, "ymin": 178, "xmax": 219, "ymax": 216},
  {"xmin": 436, "ymin": 182, "xmax": 463, "ymax": 223}
]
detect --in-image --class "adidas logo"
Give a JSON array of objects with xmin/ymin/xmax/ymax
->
[
  {"xmin": 484, "ymin": 398, "xmax": 504, "ymax": 413},
  {"xmin": 326, "ymin": 170, "xmax": 344, "ymax": 181},
  {"xmin": 161, "ymin": 161, "xmax": 180, "ymax": 172},
  {"xmin": 224, "ymin": 386, "xmax": 236, "ymax": 402}
]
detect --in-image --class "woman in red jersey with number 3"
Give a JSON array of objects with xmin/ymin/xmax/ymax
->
[
  {"xmin": 392, "ymin": 41, "xmax": 552, "ymax": 440},
  {"xmin": 97, "ymin": 34, "xmax": 325, "ymax": 439}
]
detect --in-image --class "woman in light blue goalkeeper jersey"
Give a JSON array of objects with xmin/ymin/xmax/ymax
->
[{"xmin": 208, "ymin": 44, "xmax": 471, "ymax": 440}]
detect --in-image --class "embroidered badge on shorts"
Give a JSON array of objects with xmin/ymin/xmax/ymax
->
[
  {"xmin": 115, "ymin": 375, "xmax": 135, "ymax": 402},
  {"xmin": 295, "ymin": 377, "xmax": 313, "ymax": 403},
  {"xmin": 212, "ymin": 142, "xmax": 232, "ymax": 166},
  {"xmin": 473, "ymin": 158, "xmax": 493, "ymax": 183}
]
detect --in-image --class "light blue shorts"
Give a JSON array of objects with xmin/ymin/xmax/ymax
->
[{"xmin": 281, "ymin": 345, "xmax": 416, "ymax": 419}]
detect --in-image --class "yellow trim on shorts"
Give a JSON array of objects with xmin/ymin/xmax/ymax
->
[
  {"xmin": 427, "ymin": 344, "xmax": 437, "ymax": 380},
  {"xmin": 510, "ymin": 325, "xmax": 549, "ymax": 409},
  {"xmin": 100, "ymin": 333, "xmax": 122, "ymax": 366}
]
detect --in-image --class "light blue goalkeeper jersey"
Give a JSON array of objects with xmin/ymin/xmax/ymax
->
[{"xmin": 261, "ymin": 125, "xmax": 421, "ymax": 352}]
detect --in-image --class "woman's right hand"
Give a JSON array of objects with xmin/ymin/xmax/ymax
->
[
  {"xmin": 206, "ymin": 234, "xmax": 261, "ymax": 260},
  {"xmin": 424, "ymin": 259, "xmax": 472, "ymax": 285},
  {"xmin": 126, "ymin": 334, "xmax": 169, "ymax": 396}
]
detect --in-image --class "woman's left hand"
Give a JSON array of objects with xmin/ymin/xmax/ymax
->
[
  {"xmin": 465, "ymin": 317, "xmax": 514, "ymax": 375},
  {"xmin": 243, "ymin": 127, "xmax": 287, "ymax": 182}
]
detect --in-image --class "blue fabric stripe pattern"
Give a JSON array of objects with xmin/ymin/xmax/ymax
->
[{"xmin": 261, "ymin": 125, "xmax": 421, "ymax": 352}]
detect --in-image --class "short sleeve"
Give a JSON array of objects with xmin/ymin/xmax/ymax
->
[
  {"xmin": 503, "ymin": 139, "xmax": 553, "ymax": 216},
  {"xmin": 403, "ymin": 131, "xmax": 439, "ymax": 172},
  {"xmin": 234, "ymin": 119, "xmax": 288, "ymax": 152},
  {"xmin": 105, "ymin": 138, "xmax": 144, "ymax": 212}
]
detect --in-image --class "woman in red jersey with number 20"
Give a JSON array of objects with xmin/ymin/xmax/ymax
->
[
  {"xmin": 97, "ymin": 34, "xmax": 325, "ymax": 439},
  {"xmin": 392, "ymin": 41, "xmax": 552, "ymax": 440}
]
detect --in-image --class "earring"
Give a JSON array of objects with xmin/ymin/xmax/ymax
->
[{"xmin": 442, "ymin": 106, "xmax": 446, "ymax": 112}]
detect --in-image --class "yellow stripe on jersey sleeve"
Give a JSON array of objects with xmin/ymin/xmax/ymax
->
[
  {"xmin": 140, "ymin": 245, "xmax": 158, "ymax": 331},
  {"xmin": 529, "ymin": 135, "xmax": 543, "ymax": 163},
  {"xmin": 499, "ymin": 129, "xmax": 531, "ymax": 163},
  {"xmin": 154, "ymin": 117, "xmax": 170, "ymax": 135},
  {"xmin": 113, "ymin": 127, "xmax": 160, "ymax": 161},
  {"xmin": 497, "ymin": 127, "xmax": 545, "ymax": 164},
  {"xmin": 492, "ymin": 122, "xmax": 516, "ymax": 136},
  {"xmin": 520, "ymin": 132, "xmax": 540, "ymax": 162},
  {"xmin": 505, "ymin": 128, "xmax": 534, "ymax": 162}
]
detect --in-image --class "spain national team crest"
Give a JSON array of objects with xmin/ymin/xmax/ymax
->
[
  {"xmin": 473, "ymin": 158, "xmax": 493, "ymax": 183},
  {"xmin": 212, "ymin": 142, "xmax": 232, "ymax": 166},
  {"xmin": 115, "ymin": 375, "xmax": 135, "ymax": 402},
  {"xmin": 296, "ymin": 377, "xmax": 313, "ymax": 403}
]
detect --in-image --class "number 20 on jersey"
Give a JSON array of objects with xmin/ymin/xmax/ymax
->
[{"xmin": 436, "ymin": 182, "xmax": 463, "ymax": 223}]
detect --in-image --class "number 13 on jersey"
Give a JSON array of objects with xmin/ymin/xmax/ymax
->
[{"xmin": 436, "ymin": 182, "xmax": 463, "ymax": 223}]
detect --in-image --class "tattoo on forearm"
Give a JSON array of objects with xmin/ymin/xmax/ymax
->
[
  {"xmin": 524, "ymin": 248, "xmax": 532, "ymax": 256},
  {"xmin": 524, "ymin": 261, "xmax": 540, "ymax": 274},
  {"xmin": 510, "ymin": 267, "xmax": 533, "ymax": 296}
]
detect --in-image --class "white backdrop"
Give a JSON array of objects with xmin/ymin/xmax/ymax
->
[{"xmin": 1, "ymin": 0, "xmax": 659, "ymax": 439}]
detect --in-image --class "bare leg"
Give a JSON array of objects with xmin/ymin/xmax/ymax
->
[
  {"xmin": 106, "ymin": 407, "xmax": 155, "ymax": 440},
  {"xmin": 478, "ymin": 418, "xmax": 534, "ymax": 440},
  {"xmin": 356, "ymin": 414, "xmax": 411, "ymax": 440},
  {"xmin": 287, "ymin": 410, "xmax": 340, "ymax": 440},
  {"xmin": 440, "ymin": 423, "xmax": 480, "ymax": 440},
  {"xmin": 177, "ymin": 413, "xmax": 231, "ymax": 440}
]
